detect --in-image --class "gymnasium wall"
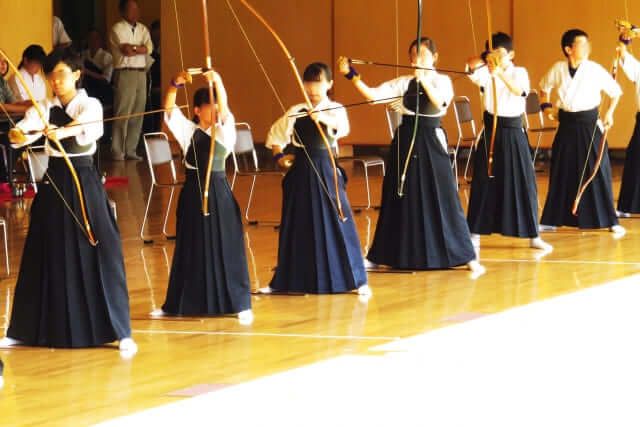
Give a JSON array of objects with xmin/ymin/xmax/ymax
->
[
  {"xmin": 160, "ymin": 0, "xmax": 510, "ymax": 147},
  {"xmin": 0, "ymin": 0, "xmax": 53, "ymax": 69},
  {"xmin": 3, "ymin": 1, "xmax": 636, "ymax": 148},
  {"xmin": 514, "ymin": 0, "xmax": 637, "ymax": 150}
]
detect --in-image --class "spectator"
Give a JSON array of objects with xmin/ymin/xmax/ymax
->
[
  {"xmin": 109, "ymin": 0, "xmax": 152, "ymax": 161},
  {"xmin": 8, "ymin": 45, "xmax": 47, "ymax": 102},
  {"xmin": 0, "ymin": 58, "xmax": 32, "ymax": 183},
  {"xmin": 53, "ymin": 16, "xmax": 72, "ymax": 50},
  {"xmin": 0, "ymin": 58, "xmax": 32, "ymax": 113}
]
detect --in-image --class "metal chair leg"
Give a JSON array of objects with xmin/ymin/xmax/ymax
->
[
  {"xmin": 463, "ymin": 147, "xmax": 474, "ymax": 183},
  {"xmin": 109, "ymin": 199, "xmax": 117, "ymax": 220},
  {"xmin": 26, "ymin": 154, "xmax": 38, "ymax": 193},
  {"xmin": 245, "ymin": 175, "xmax": 258, "ymax": 224},
  {"xmin": 140, "ymin": 184, "xmax": 155, "ymax": 243},
  {"xmin": 0, "ymin": 147, "xmax": 7, "ymax": 186},
  {"xmin": 464, "ymin": 132, "xmax": 483, "ymax": 183},
  {"xmin": 1, "ymin": 221, "xmax": 8, "ymax": 275},
  {"xmin": 452, "ymin": 151, "xmax": 459, "ymax": 189},
  {"xmin": 532, "ymin": 133, "xmax": 543, "ymax": 167},
  {"xmin": 162, "ymin": 187, "xmax": 176, "ymax": 240},
  {"xmin": 363, "ymin": 163, "xmax": 372, "ymax": 209},
  {"xmin": 230, "ymin": 170, "xmax": 237, "ymax": 191}
]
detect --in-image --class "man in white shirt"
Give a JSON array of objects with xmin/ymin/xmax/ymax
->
[
  {"xmin": 53, "ymin": 16, "xmax": 72, "ymax": 50},
  {"xmin": 109, "ymin": 0, "xmax": 153, "ymax": 160}
]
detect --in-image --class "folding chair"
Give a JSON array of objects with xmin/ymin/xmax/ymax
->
[
  {"xmin": 337, "ymin": 153, "xmax": 385, "ymax": 210},
  {"xmin": 524, "ymin": 90, "xmax": 557, "ymax": 167},
  {"xmin": 140, "ymin": 132, "xmax": 183, "ymax": 243},
  {"xmin": 230, "ymin": 122, "xmax": 284, "ymax": 225},
  {"xmin": 337, "ymin": 112, "xmax": 386, "ymax": 210},
  {"xmin": 452, "ymin": 96, "xmax": 484, "ymax": 183}
]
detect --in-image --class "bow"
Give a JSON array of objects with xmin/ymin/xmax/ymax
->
[
  {"xmin": 571, "ymin": 28, "xmax": 624, "ymax": 215},
  {"xmin": 397, "ymin": 0, "xmax": 423, "ymax": 198},
  {"xmin": 237, "ymin": 0, "xmax": 346, "ymax": 221},
  {"xmin": 0, "ymin": 48, "xmax": 98, "ymax": 246},
  {"xmin": 484, "ymin": 0, "xmax": 498, "ymax": 178},
  {"xmin": 200, "ymin": 0, "xmax": 217, "ymax": 216}
]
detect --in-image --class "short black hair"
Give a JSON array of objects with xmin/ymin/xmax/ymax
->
[
  {"xmin": 408, "ymin": 37, "xmax": 437, "ymax": 56},
  {"xmin": 43, "ymin": 48, "xmax": 82, "ymax": 74},
  {"xmin": 119, "ymin": 0, "xmax": 136, "ymax": 14},
  {"xmin": 485, "ymin": 32, "xmax": 513, "ymax": 52},
  {"xmin": 303, "ymin": 62, "xmax": 332, "ymax": 82},
  {"xmin": 561, "ymin": 29, "xmax": 588, "ymax": 57},
  {"xmin": 18, "ymin": 44, "xmax": 46, "ymax": 68}
]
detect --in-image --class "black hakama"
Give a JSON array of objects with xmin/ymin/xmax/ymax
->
[
  {"xmin": 269, "ymin": 116, "xmax": 367, "ymax": 294},
  {"xmin": 540, "ymin": 108, "xmax": 618, "ymax": 228},
  {"xmin": 617, "ymin": 112, "xmax": 640, "ymax": 214},
  {"xmin": 467, "ymin": 113, "xmax": 539, "ymax": 237},
  {"xmin": 162, "ymin": 129, "xmax": 251, "ymax": 315}
]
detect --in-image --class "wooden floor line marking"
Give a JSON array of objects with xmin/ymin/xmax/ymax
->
[
  {"xmin": 132, "ymin": 329, "xmax": 401, "ymax": 341},
  {"xmin": 481, "ymin": 258, "xmax": 640, "ymax": 266}
]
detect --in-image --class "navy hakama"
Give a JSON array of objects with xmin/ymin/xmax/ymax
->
[
  {"xmin": 269, "ymin": 116, "xmax": 367, "ymax": 294},
  {"xmin": 540, "ymin": 108, "xmax": 618, "ymax": 228},
  {"xmin": 467, "ymin": 113, "xmax": 539, "ymax": 237}
]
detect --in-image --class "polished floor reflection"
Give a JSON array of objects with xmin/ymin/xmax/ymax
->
[{"xmin": 0, "ymin": 156, "xmax": 638, "ymax": 426}]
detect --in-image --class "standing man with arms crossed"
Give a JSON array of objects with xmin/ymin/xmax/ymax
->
[{"xmin": 109, "ymin": 0, "xmax": 152, "ymax": 161}]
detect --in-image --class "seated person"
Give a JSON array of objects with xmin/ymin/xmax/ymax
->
[
  {"xmin": 0, "ymin": 58, "xmax": 33, "ymax": 182},
  {"xmin": 8, "ymin": 44, "xmax": 47, "ymax": 102}
]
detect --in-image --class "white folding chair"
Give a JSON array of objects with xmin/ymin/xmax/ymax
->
[
  {"xmin": 140, "ymin": 132, "xmax": 183, "ymax": 243},
  {"xmin": 337, "ymin": 113, "xmax": 387, "ymax": 210},
  {"xmin": 453, "ymin": 96, "xmax": 484, "ymax": 184},
  {"xmin": 230, "ymin": 122, "xmax": 284, "ymax": 225},
  {"xmin": 7, "ymin": 145, "xmax": 48, "ymax": 195}
]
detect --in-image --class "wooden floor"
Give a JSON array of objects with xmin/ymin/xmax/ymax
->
[{"xmin": 0, "ymin": 157, "xmax": 639, "ymax": 426}]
